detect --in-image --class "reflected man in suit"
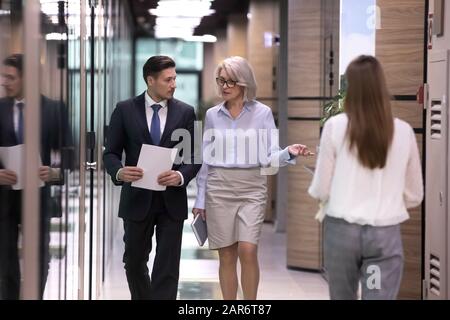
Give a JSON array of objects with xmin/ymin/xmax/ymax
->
[
  {"xmin": 104, "ymin": 55, "xmax": 201, "ymax": 300},
  {"xmin": 0, "ymin": 54, "xmax": 70, "ymax": 299}
]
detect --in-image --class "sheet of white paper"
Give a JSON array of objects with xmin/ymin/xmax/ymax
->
[
  {"xmin": 0, "ymin": 144, "xmax": 44, "ymax": 190},
  {"xmin": 131, "ymin": 144, "xmax": 178, "ymax": 191}
]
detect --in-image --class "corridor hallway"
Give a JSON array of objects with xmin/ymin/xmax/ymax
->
[
  {"xmin": 1, "ymin": 0, "xmax": 444, "ymax": 301},
  {"xmin": 100, "ymin": 185, "xmax": 329, "ymax": 300}
]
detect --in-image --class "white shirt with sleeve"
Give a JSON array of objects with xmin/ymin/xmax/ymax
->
[{"xmin": 308, "ymin": 113, "xmax": 423, "ymax": 227}]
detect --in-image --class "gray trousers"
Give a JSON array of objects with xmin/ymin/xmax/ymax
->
[{"xmin": 323, "ymin": 216, "xmax": 404, "ymax": 300}]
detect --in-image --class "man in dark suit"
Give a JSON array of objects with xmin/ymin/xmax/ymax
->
[
  {"xmin": 0, "ymin": 54, "xmax": 69, "ymax": 299},
  {"xmin": 104, "ymin": 55, "xmax": 201, "ymax": 300}
]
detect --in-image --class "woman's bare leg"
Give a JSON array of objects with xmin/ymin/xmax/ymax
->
[
  {"xmin": 218, "ymin": 243, "xmax": 239, "ymax": 299},
  {"xmin": 238, "ymin": 241, "xmax": 259, "ymax": 300}
]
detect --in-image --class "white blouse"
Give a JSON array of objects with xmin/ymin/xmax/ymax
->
[{"xmin": 308, "ymin": 113, "xmax": 424, "ymax": 226}]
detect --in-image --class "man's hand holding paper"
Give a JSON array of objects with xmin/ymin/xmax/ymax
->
[
  {"xmin": 157, "ymin": 170, "xmax": 181, "ymax": 186},
  {"xmin": 118, "ymin": 166, "xmax": 144, "ymax": 182},
  {"xmin": 0, "ymin": 144, "xmax": 44, "ymax": 189},
  {"xmin": 0, "ymin": 169, "xmax": 18, "ymax": 185},
  {"xmin": 131, "ymin": 144, "xmax": 178, "ymax": 191}
]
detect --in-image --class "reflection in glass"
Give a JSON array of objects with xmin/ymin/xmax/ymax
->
[
  {"xmin": 0, "ymin": 0, "xmax": 153, "ymax": 300},
  {"xmin": 39, "ymin": 0, "xmax": 73, "ymax": 300},
  {"xmin": 0, "ymin": 0, "xmax": 74, "ymax": 300},
  {"xmin": 0, "ymin": 1, "xmax": 24, "ymax": 301}
]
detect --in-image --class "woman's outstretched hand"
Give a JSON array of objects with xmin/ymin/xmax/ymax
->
[{"xmin": 288, "ymin": 144, "xmax": 315, "ymax": 157}]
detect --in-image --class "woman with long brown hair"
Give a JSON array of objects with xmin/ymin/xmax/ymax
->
[{"xmin": 308, "ymin": 55, "xmax": 423, "ymax": 299}]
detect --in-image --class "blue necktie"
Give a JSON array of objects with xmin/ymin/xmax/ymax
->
[
  {"xmin": 150, "ymin": 104, "xmax": 162, "ymax": 145},
  {"xmin": 17, "ymin": 102, "xmax": 25, "ymax": 144}
]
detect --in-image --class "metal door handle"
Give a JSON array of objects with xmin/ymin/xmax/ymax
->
[{"xmin": 85, "ymin": 162, "xmax": 97, "ymax": 171}]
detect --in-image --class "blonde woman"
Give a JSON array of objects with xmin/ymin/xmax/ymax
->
[
  {"xmin": 192, "ymin": 56, "xmax": 312, "ymax": 300},
  {"xmin": 309, "ymin": 55, "xmax": 423, "ymax": 299}
]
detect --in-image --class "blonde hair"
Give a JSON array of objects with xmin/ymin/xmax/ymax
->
[
  {"xmin": 345, "ymin": 55, "xmax": 394, "ymax": 169},
  {"xmin": 214, "ymin": 56, "xmax": 257, "ymax": 101}
]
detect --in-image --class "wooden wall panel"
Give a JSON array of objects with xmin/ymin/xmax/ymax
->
[
  {"xmin": 391, "ymin": 101, "xmax": 424, "ymax": 129},
  {"xmin": 265, "ymin": 175, "xmax": 277, "ymax": 222},
  {"xmin": 203, "ymin": 29, "xmax": 228, "ymax": 106},
  {"xmin": 261, "ymin": 98, "xmax": 278, "ymax": 220},
  {"xmin": 259, "ymin": 99, "xmax": 278, "ymax": 114},
  {"xmin": 377, "ymin": 0, "xmax": 424, "ymax": 28},
  {"xmin": 288, "ymin": 100, "xmax": 321, "ymax": 118},
  {"xmin": 247, "ymin": 0, "xmax": 279, "ymax": 99},
  {"xmin": 214, "ymin": 29, "xmax": 228, "ymax": 66},
  {"xmin": 227, "ymin": 14, "xmax": 248, "ymax": 59},
  {"xmin": 287, "ymin": 121, "xmax": 321, "ymax": 270},
  {"xmin": 288, "ymin": 0, "xmax": 322, "ymax": 97},
  {"xmin": 376, "ymin": 0, "xmax": 425, "ymax": 95},
  {"xmin": 376, "ymin": 0, "xmax": 425, "ymax": 300},
  {"xmin": 202, "ymin": 43, "xmax": 217, "ymax": 104},
  {"xmin": 400, "ymin": 200, "xmax": 423, "ymax": 299}
]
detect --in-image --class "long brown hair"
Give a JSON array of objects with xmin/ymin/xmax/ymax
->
[{"xmin": 344, "ymin": 55, "xmax": 393, "ymax": 169}]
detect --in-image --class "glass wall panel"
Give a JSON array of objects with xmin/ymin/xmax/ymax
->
[
  {"xmin": 100, "ymin": 0, "xmax": 133, "ymax": 299},
  {"xmin": 39, "ymin": 0, "xmax": 76, "ymax": 300},
  {"xmin": 175, "ymin": 73, "xmax": 199, "ymax": 111},
  {"xmin": 0, "ymin": 0, "xmax": 24, "ymax": 300},
  {"xmin": 135, "ymin": 38, "xmax": 203, "ymax": 110},
  {"xmin": 0, "ymin": 0, "xmax": 134, "ymax": 300}
]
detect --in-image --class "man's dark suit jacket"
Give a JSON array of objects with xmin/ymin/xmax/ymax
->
[
  {"xmin": 0, "ymin": 96, "xmax": 69, "ymax": 217},
  {"xmin": 103, "ymin": 92, "xmax": 201, "ymax": 222}
]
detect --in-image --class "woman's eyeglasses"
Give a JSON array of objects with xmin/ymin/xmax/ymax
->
[{"xmin": 216, "ymin": 77, "xmax": 238, "ymax": 88}]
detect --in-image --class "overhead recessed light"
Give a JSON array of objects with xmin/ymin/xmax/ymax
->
[{"xmin": 184, "ymin": 34, "xmax": 217, "ymax": 43}]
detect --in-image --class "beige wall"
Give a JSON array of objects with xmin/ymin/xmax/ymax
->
[
  {"xmin": 202, "ymin": 13, "xmax": 249, "ymax": 107},
  {"xmin": 227, "ymin": 14, "xmax": 247, "ymax": 59},
  {"xmin": 247, "ymin": 0, "xmax": 279, "ymax": 105},
  {"xmin": 202, "ymin": 42, "xmax": 217, "ymax": 106},
  {"xmin": 202, "ymin": 29, "xmax": 227, "ymax": 107},
  {"xmin": 246, "ymin": 0, "xmax": 280, "ymax": 221}
]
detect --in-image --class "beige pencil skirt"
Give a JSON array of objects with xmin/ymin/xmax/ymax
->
[{"xmin": 205, "ymin": 167, "xmax": 268, "ymax": 250}]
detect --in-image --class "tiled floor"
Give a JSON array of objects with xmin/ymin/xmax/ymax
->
[{"xmin": 100, "ymin": 208, "xmax": 329, "ymax": 300}]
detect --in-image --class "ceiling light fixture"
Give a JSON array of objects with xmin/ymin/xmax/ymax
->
[{"xmin": 150, "ymin": 0, "xmax": 215, "ymax": 40}]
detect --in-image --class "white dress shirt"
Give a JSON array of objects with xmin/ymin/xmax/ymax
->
[
  {"xmin": 145, "ymin": 91, "xmax": 168, "ymax": 138},
  {"xmin": 116, "ymin": 91, "xmax": 184, "ymax": 186},
  {"xmin": 308, "ymin": 113, "xmax": 424, "ymax": 226}
]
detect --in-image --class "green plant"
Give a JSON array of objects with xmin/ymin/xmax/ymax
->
[{"xmin": 321, "ymin": 87, "xmax": 346, "ymax": 126}]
